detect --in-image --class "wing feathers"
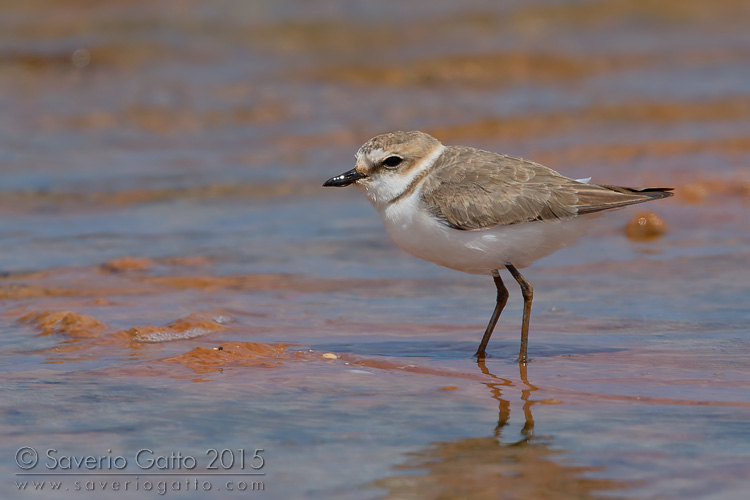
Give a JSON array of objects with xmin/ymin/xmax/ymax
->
[{"xmin": 420, "ymin": 147, "xmax": 673, "ymax": 230}]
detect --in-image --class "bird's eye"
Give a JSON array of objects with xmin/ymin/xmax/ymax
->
[{"xmin": 382, "ymin": 156, "xmax": 402, "ymax": 168}]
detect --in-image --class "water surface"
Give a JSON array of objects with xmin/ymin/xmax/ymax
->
[{"xmin": 2, "ymin": 1, "xmax": 750, "ymax": 498}]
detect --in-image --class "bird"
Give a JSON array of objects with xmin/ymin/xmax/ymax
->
[{"xmin": 323, "ymin": 130, "xmax": 673, "ymax": 363}]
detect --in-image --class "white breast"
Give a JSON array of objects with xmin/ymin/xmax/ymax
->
[{"xmin": 378, "ymin": 188, "xmax": 597, "ymax": 274}]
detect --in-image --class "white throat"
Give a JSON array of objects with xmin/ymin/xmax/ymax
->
[{"xmin": 357, "ymin": 143, "xmax": 445, "ymax": 212}]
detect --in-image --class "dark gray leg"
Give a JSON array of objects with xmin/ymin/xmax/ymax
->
[
  {"xmin": 506, "ymin": 264, "xmax": 533, "ymax": 364},
  {"xmin": 474, "ymin": 271, "xmax": 509, "ymax": 359}
]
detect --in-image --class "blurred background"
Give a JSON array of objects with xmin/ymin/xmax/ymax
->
[{"xmin": 1, "ymin": 1, "xmax": 749, "ymax": 499}]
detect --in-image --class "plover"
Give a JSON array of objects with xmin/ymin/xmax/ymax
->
[{"xmin": 323, "ymin": 131, "xmax": 673, "ymax": 363}]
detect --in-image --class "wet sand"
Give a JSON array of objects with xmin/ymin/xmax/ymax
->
[{"xmin": 2, "ymin": 1, "xmax": 750, "ymax": 499}]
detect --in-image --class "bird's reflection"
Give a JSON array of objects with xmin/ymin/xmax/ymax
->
[
  {"xmin": 477, "ymin": 360, "xmax": 536, "ymax": 442},
  {"xmin": 374, "ymin": 361, "xmax": 625, "ymax": 499}
]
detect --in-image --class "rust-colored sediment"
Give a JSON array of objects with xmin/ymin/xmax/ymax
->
[
  {"xmin": 19, "ymin": 310, "xmax": 107, "ymax": 338},
  {"xmin": 100, "ymin": 257, "xmax": 156, "ymax": 273},
  {"xmin": 428, "ymin": 97, "xmax": 750, "ymax": 142},
  {"xmin": 625, "ymin": 212, "xmax": 668, "ymax": 240},
  {"xmin": 0, "ymin": 267, "xmax": 157, "ymax": 299},
  {"xmin": 161, "ymin": 342, "xmax": 290, "ymax": 374},
  {"xmin": 39, "ymin": 101, "xmax": 290, "ymax": 135},
  {"xmin": 118, "ymin": 312, "xmax": 228, "ymax": 343},
  {"xmin": 158, "ymin": 256, "xmax": 213, "ymax": 267},
  {"xmin": 677, "ymin": 177, "xmax": 750, "ymax": 204},
  {"xmin": 0, "ymin": 262, "xmax": 415, "ymax": 302},
  {"xmin": 0, "ymin": 183, "xmax": 323, "ymax": 215},
  {"xmin": 138, "ymin": 273, "xmax": 396, "ymax": 294},
  {"xmin": 302, "ymin": 51, "xmax": 648, "ymax": 89},
  {"xmin": 16, "ymin": 309, "xmax": 238, "ymax": 365}
]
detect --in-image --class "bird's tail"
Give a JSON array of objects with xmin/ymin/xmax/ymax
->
[
  {"xmin": 574, "ymin": 185, "xmax": 674, "ymax": 216},
  {"xmin": 599, "ymin": 185, "xmax": 674, "ymax": 200}
]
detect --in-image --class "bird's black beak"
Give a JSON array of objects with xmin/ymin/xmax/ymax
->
[{"xmin": 323, "ymin": 168, "xmax": 366, "ymax": 187}]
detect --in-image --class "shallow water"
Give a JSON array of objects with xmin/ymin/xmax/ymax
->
[{"xmin": 2, "ymin": 1, "xmax": 750, "ymax": 499}]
